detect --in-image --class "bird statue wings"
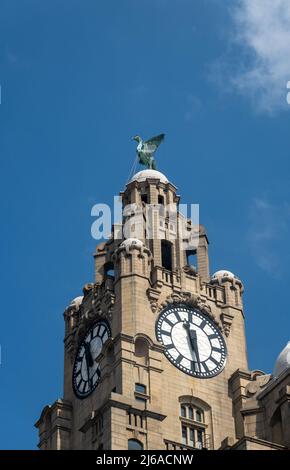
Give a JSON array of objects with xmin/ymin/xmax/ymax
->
[{"xmin": 132, "ymin": 133, "xmax": 165, "ymax": 170}]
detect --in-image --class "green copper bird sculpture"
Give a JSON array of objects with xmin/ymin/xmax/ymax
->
[{"xmin": 132, "ymin": 133, "xmax": 165, "ymax": 170}]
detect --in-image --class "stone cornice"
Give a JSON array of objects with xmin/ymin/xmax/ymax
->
[{"xmin": 228, "ymin": 368, "xmax": 252, "ymax": 384}]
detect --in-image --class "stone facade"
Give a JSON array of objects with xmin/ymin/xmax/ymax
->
[{"xmin": 35, "ymin": 170, "xmax": 290, "ymax": 450}]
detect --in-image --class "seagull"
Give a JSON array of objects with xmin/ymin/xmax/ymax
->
[{"xmin": 132, "ymin": 134, "xmax": 165, "ymax": 170}]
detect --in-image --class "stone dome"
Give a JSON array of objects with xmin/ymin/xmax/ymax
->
[
  {"xmin": 115, "ymin": 237, "xmax": 151, "ymax": 259},
  {"xmin": 212, "ymin": 270, "xmax": 236, "ymax": 281},
  {"xmin": 67, "ymin": 296, "xmax": 83, "ymax": 311},
  {"xmin": 120, "ymin": 238, "xmax": 144, "ymax": 249},
  {"xmin": 273, "ymin": 341, "xmax": 290, "ymax": 378},
  {"xmin": 129, "ymin": 169, "xmax": 169, "ymax": 184}
]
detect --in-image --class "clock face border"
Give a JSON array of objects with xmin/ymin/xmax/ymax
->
[
  {"xmin": 155, "ymin": 304, "xmax": 227, "ymax": 379},
  {"xmin": 72, "ymin": 319, "xmax": 111, "ymax": 399}
]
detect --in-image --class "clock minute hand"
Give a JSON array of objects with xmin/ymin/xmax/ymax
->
[
  {"xmin": 84, "ymin": 342, "xmax": 94, "ymax": 368},
  {"xmin": 183, "ymin": 321, "xmax": 200, "ymax": 363}
]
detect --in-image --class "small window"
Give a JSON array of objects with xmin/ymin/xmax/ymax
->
[
  {"xmin": 141, "ymin": 194, "xmax": 148, "ymax": 204},
  {"xmin": 135, "ymin": 383, "xmax": 146, "ymax": 394},
  {"xmin": 128, "ymin": 439, "xmax": 143, "ymax": 450},
  {"xmin": 181, "ymin": 405, "xmax": 186, "ymax": 418},
  {"xmin": 189, "ymin": 428, "xmax": 195, "ymax": 447},
  {"xmin": 195, "ymin": 409, "xmax": 203, "ymax": 423},
  {"xmin": 158, "ymin": 195, "xmax": 164, "ymax": 205},
  {"xmin": 197, "ymin": 430, "xmax": 204, "ymax": 449},
  {"xmin": 188, "ymin": 407, "xmax": 193, "ymax": 420},
  {"xmin": 181, "ymin": 425, "xmax": 187, "ymax": 445},
  {"xmin": 135, "ymin": 396, "xmax": 146, "ymax": 404}
]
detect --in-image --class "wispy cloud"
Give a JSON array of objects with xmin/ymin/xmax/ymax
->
[
  {"xmin": 212, "ymin": 0, "xmax": 290, "ymax": 114},
  {"xmin": 184, "ymin": 94, "xmax": 203, "ymax": 122},
  {"xmin": 247, "ymin": 198, "xmax": 290, "ymax": 275}
]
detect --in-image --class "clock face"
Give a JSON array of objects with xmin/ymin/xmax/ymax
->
[
  {"xmin": 156, "ymin": 305, "xmax": 227, "ymax": 378},
  {"xmin": 72, "ymin": 320, "xmax": 111, "ymax": 399}
]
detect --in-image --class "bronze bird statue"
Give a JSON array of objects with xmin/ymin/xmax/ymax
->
[{"xmin": 132, "ymin": 134, "xmax": 165, "ymax": 170}]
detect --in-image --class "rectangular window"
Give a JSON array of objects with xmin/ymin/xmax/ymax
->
[
  {"xmin": 197, "ymin": 430, "xmax": 204, "ymax": 449},
  {"xmin": 195, "ymin": 409, "xmax": 203, "ymax": 422},
  {"xmin": 135, "ymin": 396, "xmax": 147, "ymax": 404},
  {"xmin": 181, "ymin": 405, "xmax": 186, "ymax": 418},
  {"xmin": 182, "ymin": 425, "xmax": 187, "ymax": 445},
  {"xmin": 135, "ymin": 383, "xmax": 146, "ymax": 394},
  {"xmin": 188, "ymin": 407, "xmax": 193, "ymax": 420},
  {"xmin": 189, "ymin": 428, "xmax": 195, "ymax": 447}
]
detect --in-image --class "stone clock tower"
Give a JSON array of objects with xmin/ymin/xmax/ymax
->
[{"xmin": 35, "ymin": 169, "xmax": 290, "ymax": 451}]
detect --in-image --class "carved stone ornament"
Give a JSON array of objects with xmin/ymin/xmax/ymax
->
[
  {"xmin": 154, "ymin": 291, "xmax": 222, "ymax": 330},
  {"xmin": 92, "ymin": 290, "xmax": 115, "ymax": 322},
  {"xmin": 183, "ymin": 265, "xmax": 197, "ymax": 276},
  {"xmin": 63, "ymin": 297, "xmax": 84, "ymax": 363},
  {"xmin": 147, "ymin": 287, "xmax": 161, "ymax": 313},
  {"xmin": 220, "ymin": 311, "xmax": 234, "ymax": 337},
  {"xmin": 68, "ymin": 283, "xmax": 115, "ymax": 363},
  {"xmin": 113, "ymin": 238, "xmax": 152, "ymax": 260},
  {"xmin": 245, "ymin": 372, "xmax": 272, "ymax": 397},
  {"xmin": 159, "ymin": 291, "xmax": 210, "ymax": 312}
]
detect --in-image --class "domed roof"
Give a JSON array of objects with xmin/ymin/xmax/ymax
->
[
  {"xmin": 273, "ymin": 341, "xmax": 290, "ymax": 378},
  {"xmin": 212, "ymin": 270, "xmax": 236, "ymax": 280},
  {"xmin": 129, "ymin": 169, "xmax": 169, "ymax": 184},
  {"xmin": 120, "ymin": 238, "xmax": 143, "ymax": 248},
  {"xmin": 67, "ymin": 296, "xmax": 83, "ymax": 310}
]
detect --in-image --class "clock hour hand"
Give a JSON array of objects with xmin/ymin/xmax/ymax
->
[
  {"xmin": 183, "ymin": 321, "xmax": 200, "ymax": 363},
  {"xmin": 189, "ymin": 329, "xmax": 200, "ymax": 364}
]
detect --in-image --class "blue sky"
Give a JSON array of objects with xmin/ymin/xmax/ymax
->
[{"xmin": 1, "ymin": 0, "xmax": 290, "ymax": 449}]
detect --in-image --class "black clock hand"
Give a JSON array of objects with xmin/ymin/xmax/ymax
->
[
  {"xmin": 183, "ymin": 321, "xmax": 200, "ymax": 364},
  {"xmin": 189, "ymin": 329, "xmax": 200, "ymax": 364},
  {"xmin": 84, "ymin": 342, "xmax": 94, "ymax": 367}
]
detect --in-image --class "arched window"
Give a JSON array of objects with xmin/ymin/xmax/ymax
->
[
  {"xmin": 179, "ymin": 403, "xmax": 207, "ymax": 449},
  {"xmin": 195, "ymin": 409, "xmax": 203, "ymax": 422},
  {"xmin": 128, "ymin": 439, "xmax": 143, "ymax": 450}
]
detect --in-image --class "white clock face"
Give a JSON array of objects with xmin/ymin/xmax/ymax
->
[
  {"xmin": 72, "ymin": 320, "xmax": 111, "ymax": 398},
  {"xmin": 156, "ymin": 305, "xmax": 227, "ymax": 378}
]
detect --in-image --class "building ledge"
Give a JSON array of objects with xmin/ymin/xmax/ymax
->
[{"xmin": 230, "ymin": 436, "xmax": 287, "ymax": 451}]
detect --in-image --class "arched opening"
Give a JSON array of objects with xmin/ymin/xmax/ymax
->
[
  {"xmin": 128, "ymin": 439, "xmax": 143, "ymax": 450},
  {"xmin": 186, "ymin": 249, "xmax": 197, "ymax": 268},
  {"xmin": 104, "ymin": 261, "xmax": 115, "ymax": 280},
  {"xmin": 134, "ymin": 337, "xmax": 149, "ymax": 365},
  {"xmin": 270, "ymin": 407, "xmax": 283, "ymax": 445},
  {"xmin": 158, "ymin": 195, "xmax": 165, "ymax": 216},
  {"xmin": 161, "ymin": 240, "xmax": 172, "ymax": 271}
]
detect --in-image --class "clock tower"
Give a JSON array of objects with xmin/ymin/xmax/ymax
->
[{"xmin": 35, "ymin": 168, "xmax": 290, "ymax": 451}]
